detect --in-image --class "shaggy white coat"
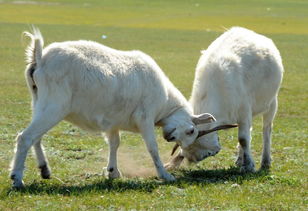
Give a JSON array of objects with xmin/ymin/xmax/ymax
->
[
  {"xmin": 166, "ymin": 27, "xmax": 283, "ymax": 171},
  {"xmin": 10, "ymin": 27, "xmax": 214, "ymax": 188}
]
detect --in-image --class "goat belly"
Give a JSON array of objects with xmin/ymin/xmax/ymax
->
[{"xmin": 64, "ymin": 113, "xmax": 112, "ymax": 132}]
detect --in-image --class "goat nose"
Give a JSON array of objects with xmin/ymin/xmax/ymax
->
[{"xmin": 167, "ymin": 136, "xmax": 175, "ymax": 142}]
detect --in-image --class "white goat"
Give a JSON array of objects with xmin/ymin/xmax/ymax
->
[
  {"xmin": 166, "ymin": 27, "xmax": 283, "ymax": 172},
  {"xmin": 10, "ymin": 27, "xmax": 216, "ymax": 188}
]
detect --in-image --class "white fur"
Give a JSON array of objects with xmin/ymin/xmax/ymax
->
[
  {"xmin": 167, "ymin": 27, "xmax": 283, "ymax": 171},
  {"xmin": 10, "ymin": 27, "xmax": 212, "ymax": 187}
]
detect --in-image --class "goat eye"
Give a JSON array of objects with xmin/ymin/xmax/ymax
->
[{"xmin": 186, "ymin": 128, "xmax": 195, "ymax": 135}]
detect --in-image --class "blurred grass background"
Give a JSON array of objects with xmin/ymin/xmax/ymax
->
[{"xmin": 0, "ymin": 0, "xmax": 307, "ymax": 209}]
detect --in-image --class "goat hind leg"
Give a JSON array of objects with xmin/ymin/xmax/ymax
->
[
  {"xmin": 10, "ymin": 105, "xmax": 65, "ymax": 188},
  {"xmin": 33, "ymin": 140, "xmax": 51, "ymax": 179},
  {"xmin": 261, "ymin": 98, "xmax": 277, "ymax": 169}
]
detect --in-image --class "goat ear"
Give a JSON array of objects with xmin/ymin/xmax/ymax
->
[
  {"xmin": 197, "ymin": 124, "xmax": 238, "ymax": 138},
  {"xmin": 201, "ymin": 50, "xmax": 207, "ymax": 55},
  {"xmin": 192, "ymin": 113, "xmax": 216, "ymax": 125}
]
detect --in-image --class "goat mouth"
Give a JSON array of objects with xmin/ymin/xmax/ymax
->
[
  {"xmin": 196, "ymin": 157, "xmax": 205, "ymax": 162},
  {"xmin": 195, "ymin": 152, "xmax": 215, "ymax": 162}
]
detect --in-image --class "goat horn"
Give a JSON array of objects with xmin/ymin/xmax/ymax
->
[
  {"xmin": 197, "ymin": 124, "xmax": 238, "ymax": 138},
  {"xmin": 171, "ymin": 143, "xmax": 180, "ymax": 156}
]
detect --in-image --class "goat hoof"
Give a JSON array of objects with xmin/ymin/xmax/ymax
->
[
  {"xmin": 103, "ymin": 167, "xmax": 121, "ymax": 179},
  {"xmin": 39, "ymin": 164, "xmax": 51, "ymax": 179},
  {"xmin": 11, "ymin": 178, "xmax": 25, "ymax": 189},
  {"xmin": 261, "ymin": 158, "xmax": 271, "ymax": 170},
  {"xmin": 260, "ymin": 162, "xmax": 271, "ymax": 170},
  {"xmin": 235, "ymin": 156, "xmax": 244, "ymax": 167},
  {"xmin": 10, "ymin": 174, "xmax": 25, "ymax": 188},
  {"xmin": 240, "ymin": 163, "xmax": 256, "ymax": 173},
  {"xmin": 13, "ymin": 181, "xmax": 25, "ymax": 189},
  {"xmin": 160, "ymin": 172, "xmax": 176, "ymax": 182}
]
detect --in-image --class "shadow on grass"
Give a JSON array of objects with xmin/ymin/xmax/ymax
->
[
  {"xmin": 4, "ymin": 167, "xmax": 270, "ymax": 196},
  {"xmin": 176, "ymin": 166, "xmax": 270, "ymax": 184}
]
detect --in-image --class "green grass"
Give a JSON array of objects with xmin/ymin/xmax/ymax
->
[{"xmin": 0, "ymin": 0, "xmax": 307, "ymax": 210}]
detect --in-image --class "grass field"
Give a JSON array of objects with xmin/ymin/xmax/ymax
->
[{"xmin": 0, "ymin": 0, "xmax": 307, "ymax": 210}]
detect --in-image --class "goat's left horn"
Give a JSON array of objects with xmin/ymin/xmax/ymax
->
[
  {"xmin": 171, "ymin": 143, "xmax": 180, "ymax": 156},
  {"xmin": 197, "ymin": 124, "xmax": 238, "ymax": 138}
]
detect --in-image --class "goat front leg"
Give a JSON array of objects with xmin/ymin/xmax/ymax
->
[
  {"xmin": 103, "ymin": 129, "xmax": 121, "ymax": 179},
  {"xmin": 238, "ymin": 122, "xmax": 255, "ymax": 172},
  {"xmin": 139, "ymin": 121, "xmax": 175, "ymax": 181}
]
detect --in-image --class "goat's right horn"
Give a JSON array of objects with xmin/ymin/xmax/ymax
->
[{"xmin": 197, "ymin": 124, "xmax": 238, "ymax": 138}]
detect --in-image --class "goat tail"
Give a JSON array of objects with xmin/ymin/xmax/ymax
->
[
  {"xmin": 23, "ymin": 26, "xmax": 44, "ymax": 108},
  {"xmin": 23, "ymin": 26, "xmax": 44, "ymax": 66}
]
